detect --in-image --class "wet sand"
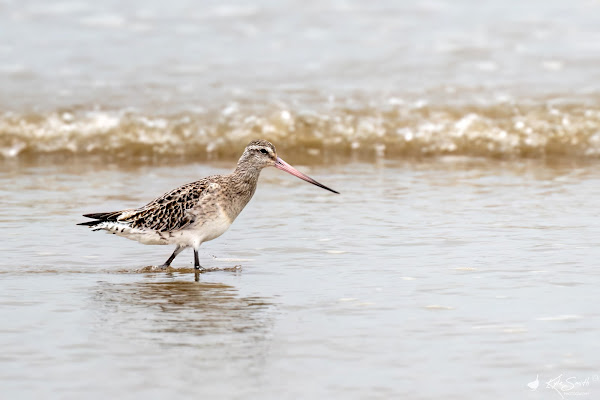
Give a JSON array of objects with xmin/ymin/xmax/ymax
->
[{"xmin": 1, "ymin": 159, "xmax": 599, "ymax": 399}]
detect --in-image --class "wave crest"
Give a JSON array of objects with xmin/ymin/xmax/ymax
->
[{"xmin": 2, "ymin": 103, "xmax": 600, "ymax": 160}]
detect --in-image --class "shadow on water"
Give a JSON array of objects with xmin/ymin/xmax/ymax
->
[
  {"xmin": 135, "ymin": 265, "xmax": 243, "ymax": 282},
  {"xmin": 92, "ymin": 278, "xmax": 276, "ymax": 348}
]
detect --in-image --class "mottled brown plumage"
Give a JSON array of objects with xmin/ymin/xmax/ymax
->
[{"xmin": 83, "ymin": 181, "xmax": 208, "ymax": 231}]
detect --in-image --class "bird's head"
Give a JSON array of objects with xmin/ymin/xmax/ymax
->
[
  {"xmin": 240, "ymin": 139, "xmax": 278, "ymax": 168},
  {"xmin": 237, "ymin": 139, "xmax": 339, "ymax": 194}
]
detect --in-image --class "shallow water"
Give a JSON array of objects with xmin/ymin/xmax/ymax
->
[{"xmin": 1, "ymin": 159, "xmax": 599, "ymax": 399}]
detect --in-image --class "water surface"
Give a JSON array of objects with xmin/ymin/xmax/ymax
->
[{"xmin": 1, "ymin": 160, "xmax": 599, "ymax": 399}]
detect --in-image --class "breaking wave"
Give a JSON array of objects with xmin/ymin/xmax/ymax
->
[{"xmin": 2, "ymin": 101, "xmax": 600, "ymax": 161}]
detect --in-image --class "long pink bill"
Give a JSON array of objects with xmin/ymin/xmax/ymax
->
[{"xmin": 275, "ymin": 157, "xmax": 339, "ymax": 194}]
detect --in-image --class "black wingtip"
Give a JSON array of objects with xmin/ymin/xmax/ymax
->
[
  {"xmin": 77, "ymin": 220, "xmax": 100, "ymax": 227},
  {"xmin": 78, "ymin": 211, "xmax": 118, "ymax": 227},
  {"xmin": 82, "ymin": 212, "xmax": 110, "ymax": 220}
]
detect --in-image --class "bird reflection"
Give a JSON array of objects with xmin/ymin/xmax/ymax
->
[{"xmin": 93, "ymin": 277, "xmax": 275, "ymax": 346}]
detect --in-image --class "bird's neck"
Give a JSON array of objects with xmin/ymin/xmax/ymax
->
[
  {"xmin": 232, "ymin": 160, "xmax": 263, "ymax": 186},
  {"xmin": 224, "ymin": 162, "xmax": 263, "ymax": 219}
]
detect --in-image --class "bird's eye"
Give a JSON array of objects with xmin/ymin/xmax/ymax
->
[{"xmin": 260, "ymin": 149, "xmax": 269, "ymax": 155}]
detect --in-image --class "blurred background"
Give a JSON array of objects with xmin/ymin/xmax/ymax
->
[
  {"xmin": 2, "ymin": 0, "xmax": 600, "ymax": 161},
  {"xmin": 2, "ymin": 1, "xmax": 600, "ymax": 400}
]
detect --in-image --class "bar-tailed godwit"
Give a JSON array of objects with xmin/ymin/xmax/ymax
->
[{"xmin": 78, "ymin": 139, "xmax": 338, "ymax": 270}]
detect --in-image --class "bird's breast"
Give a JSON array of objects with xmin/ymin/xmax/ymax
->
[{"xmin": 190, "ymin": 207, "xmax": 233, "ymax": 242}]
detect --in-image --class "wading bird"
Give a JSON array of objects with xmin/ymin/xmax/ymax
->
[{"xmin": 78, "ymin": 139, "xmax": 338, "ymax": 270}]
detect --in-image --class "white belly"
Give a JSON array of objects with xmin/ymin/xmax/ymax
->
[{"xmin": 99, "ymin": 210, "xmax": 233, "ymax": 248}]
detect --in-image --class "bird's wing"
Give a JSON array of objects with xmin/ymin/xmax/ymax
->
[
  {"xmin": 119, "ymin": 179, "xmax": 217, "ymax": 232},
  {"xmin": 79, "ymin": 177, "xmax": 225, "ymax": 231}
]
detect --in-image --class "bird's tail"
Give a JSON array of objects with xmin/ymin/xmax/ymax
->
[{"xmin": 77, "ymin": 211, "xmax": 123, "ymax": 228}]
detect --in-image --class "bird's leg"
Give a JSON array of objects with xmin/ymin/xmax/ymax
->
[
  {"xmin": 193, "ymin": 248, "xmax": 206, "ymax": 272},
  {"xmin": 160, "ymin": 245, "xmax": 184, "ymax": 269}
]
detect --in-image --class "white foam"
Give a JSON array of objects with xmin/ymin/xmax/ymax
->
[{"xmin": 425, "ymin": 305, "xmax": 454, "ymax": 310}]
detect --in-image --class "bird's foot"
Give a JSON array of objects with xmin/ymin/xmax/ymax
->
[
  {"xmin": 194, "ymin": 266, "xmax": 207, "ymax": 273},
  {"xmin": 159, "ymin": 263, "xmax": 170, "ymax": 270}
]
